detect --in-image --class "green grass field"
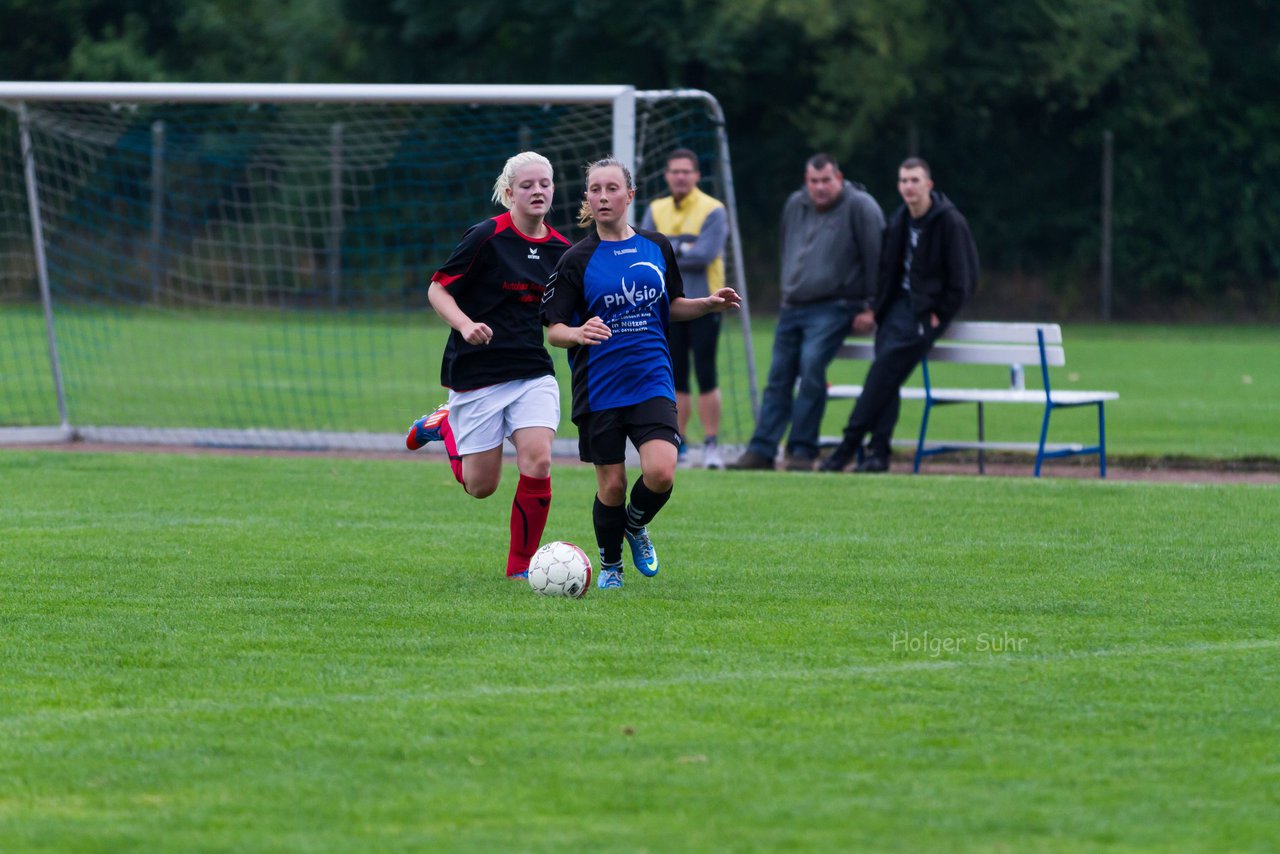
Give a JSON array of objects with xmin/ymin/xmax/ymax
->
[
  {"xmin": 3, "ymin": 450, "xmax": 1278, "ymax": 850},
  {"xmin": 3, "ymin": 304, "xmax": 1278, "ymax": 460}
]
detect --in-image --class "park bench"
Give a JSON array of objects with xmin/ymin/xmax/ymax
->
[{"xmin": 826, "ymin": 321, "xmax": 1119, "ymax": 477}]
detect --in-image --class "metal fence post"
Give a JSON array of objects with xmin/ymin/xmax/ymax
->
[
  {"xmin": 150, "ymin": 119, "xmax": 166, "ymax": 301},
  {"xmin": 328, "ymin": 122, "xmax": 344, "ymax": 305},
  {"xmin": 1101, "ymin": 129, "xmax": 1114, "ymax": 321}
]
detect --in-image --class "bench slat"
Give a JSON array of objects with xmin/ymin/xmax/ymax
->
[
  {"xmin": 941, "ymin": 321, "xmax": 1063, "ymax": 345},
  {"xmin": 931, "ymin": 344, "xmax": 1065, "ymax": 366},
  {"xmin": 822, "ymin": 436, "xmax": 1089, "ymax": 452},
  {"xmin": 928, "ymin": 388, "xmax": 1118, "ymax": 404},
  {"xmin": 837, "ymin": 341, "xmax": 1065, "ymax": 367},
  {"xmin": 919, "ymin": 440, "xmax": 1086, "ymax": 452},
  {"xmin": 827, "ymin": 385, "xmax": 1118, "ymax": 404}
]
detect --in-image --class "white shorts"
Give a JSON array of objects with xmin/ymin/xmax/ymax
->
[{"xmin": 447, "ymin": 375, "xmax": 560, "ymax": 456}]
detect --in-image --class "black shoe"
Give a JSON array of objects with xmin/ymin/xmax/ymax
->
[
  {"xmin": 854, "ymin": 453, "xmax": 890, "ymax": 473},
  {"xmin": 785, "ymin": 454, "xmax": 816, "ymax": 472},
  {"xmin": 819, "ymin": 443, "xmax": 856, "ymax": 473},
  {"xmin": 728, "ymin": 450, "xmax": 775, "ymax": 470}
]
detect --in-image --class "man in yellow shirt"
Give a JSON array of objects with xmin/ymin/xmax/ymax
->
[{"xmin": 642, "ymin": 148, "xmax": 729, "ymax": 469}]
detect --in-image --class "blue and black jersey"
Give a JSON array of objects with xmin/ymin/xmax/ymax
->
[
  {"xmin": 541, "ymin": 228, "xmax": 685, "ymax": 420},
  {"xmin": 431, "ymin": 212, "xmax": 571, "ymax": 391}
]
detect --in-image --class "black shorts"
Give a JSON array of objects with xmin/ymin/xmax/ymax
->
[
  {"xmin": 574, "ymin": 396, "xmax": 681, "ymax": 465},
  {"xmin": 669, "ymin": 312, "xmax": 721, "ymax": 394}
]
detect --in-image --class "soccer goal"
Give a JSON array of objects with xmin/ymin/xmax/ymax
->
[{"xmin": 0, "ymin": 82, "xmax": 758, "ymax": 452}]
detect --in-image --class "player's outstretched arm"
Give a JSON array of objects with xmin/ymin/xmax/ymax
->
[
  {"xmin": 547, "ymin": 317, "xmax": 611, "ymax": 348},
  {"xmin": 669, "ymin": 287, "xmax": 742, "ymax": 321}
]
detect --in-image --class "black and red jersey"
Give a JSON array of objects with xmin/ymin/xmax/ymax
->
[{"xmin": 431, "ymin": 212, "xmax": 571, "ymax": 391}]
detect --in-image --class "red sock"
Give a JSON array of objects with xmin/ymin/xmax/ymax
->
[
  {"xmin": 507, "ymin": 474, "xmax": 552, "ymax": 576},
  {"xmin": 440, "ymin": 414, "xmax": 464, "ymax": 485}
]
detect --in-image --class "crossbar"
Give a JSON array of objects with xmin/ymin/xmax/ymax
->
[{"xmin": 0, "ymin": 81, "xmax": 635, "ymax": 104}]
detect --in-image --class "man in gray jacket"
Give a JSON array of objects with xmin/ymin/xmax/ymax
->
[{"xmin": 731, "ymin": 153, "xmax": 884, "ymax": 471}]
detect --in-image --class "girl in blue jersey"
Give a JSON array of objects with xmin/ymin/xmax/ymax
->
[
  {"xmin": 406, "ymin": 152, "xmax": 572, "ymax": 579},
  {"xmin": 541, "ymin": 157, "xmax": 741, "ymax": 589}
]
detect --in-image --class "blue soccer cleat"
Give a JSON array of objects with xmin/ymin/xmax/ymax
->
[
  {"xmin": 597, "ymin": 567, "xmax": 624, "ymax": 589},
  {"xmin": 406, "ymin": 403, "xmax": 449, "ymax": 451},
  {"xmin": 507, "ymin": 570, "xmax": 529, "ymax": 580},
  {"xmin": 624, "ymin": 526, "xmax": 659, "ymax": 577}
]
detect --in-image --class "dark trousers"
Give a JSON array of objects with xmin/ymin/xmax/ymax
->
[
  {"xmin": 748, "ymin": 300, "xmax": 856, "ymax": 460},
  {"xmin": 840, "ymin": 291, "xmax": 948, "ymax": 456}
]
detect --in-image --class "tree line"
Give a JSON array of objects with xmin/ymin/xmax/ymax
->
[{"xmin": 2, "ymin": 0, "xmax": 1276, "ymax": 318}]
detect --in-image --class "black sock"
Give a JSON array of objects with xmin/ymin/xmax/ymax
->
[
  {"xmin": 593, "ymin": 495, "xmax": 627, "ymax": 567},
  {"xmin": 625, "ymin": 478, "xmax": 672, "ymax": 533}
]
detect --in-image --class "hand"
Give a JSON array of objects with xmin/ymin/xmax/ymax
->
[
  {"xmin": 852, "ymin": 309, "xmax": 876, "ymax": 335},
  {"xmin": 705, "ymin": 287, "xmax": 742, "ymax": 313},
  {"xmin": 929, "ymin": 313, "xmax": 940, "ymax": 328},
  {"xmin": 577, "ymin": 316, "xmax": 611, "ymax": 345},
  {"xmin": 461, "ymin": 321, "xmax": 493, "ymax": 345}
]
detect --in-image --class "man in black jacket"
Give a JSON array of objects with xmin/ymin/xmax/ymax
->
[{"xmin": 820, "ymin": 158, "xmax": 979, "ymax": 473}]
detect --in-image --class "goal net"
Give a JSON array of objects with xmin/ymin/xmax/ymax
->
[{"xmin": 0, "ymin": 83, "xmax": 757, "ymax": 452}]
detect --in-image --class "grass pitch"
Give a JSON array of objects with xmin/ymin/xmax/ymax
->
[{"xmin": 2, "ymin": 449, "xmax": 1277, "ymax": 851}]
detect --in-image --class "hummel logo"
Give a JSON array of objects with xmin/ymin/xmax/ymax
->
[{"xmin": 527, "ymin": 246, "xmax": 540, "ymax": 260}]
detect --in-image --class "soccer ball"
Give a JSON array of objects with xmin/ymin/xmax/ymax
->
[{"xmin": 527, "ymin": 541, "xmax": 592, "ymax": 598}]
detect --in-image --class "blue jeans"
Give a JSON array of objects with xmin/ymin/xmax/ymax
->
[{"xmin": 748, "ymin": 301, "xmax": 856, "ymax": 460}]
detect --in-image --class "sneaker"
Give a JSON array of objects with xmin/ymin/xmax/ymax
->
[
  {"xmin": 507, "ymin": 570, "xmax": 529, "ymax": 580},
  {"xmin": 703, "ymin": 443, "xmax": 724, "ymax": 470},
  {"xmin": 406, "ymin": 403, "xmax": 449, "ymax": 451},
  {"xmin": 624, "ymin": 526, "xmax": 659, "ymax": 577},
  {"xmin": 728, "ymin": 450, "xmax": 774, "ymax": 470},
  {"xmin": 598, "ymin": 566, "xmax": 624, "ymax": 589}
]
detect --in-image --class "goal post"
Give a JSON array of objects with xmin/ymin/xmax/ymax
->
[{"xmin": 0, "ymin": 82, "xmax": 759, "ymax": 452}]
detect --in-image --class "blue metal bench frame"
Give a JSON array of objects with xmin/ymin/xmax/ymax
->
[{"xmin": 913, "ymin": 328, "xmax": 1110, "ymax": 477}]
